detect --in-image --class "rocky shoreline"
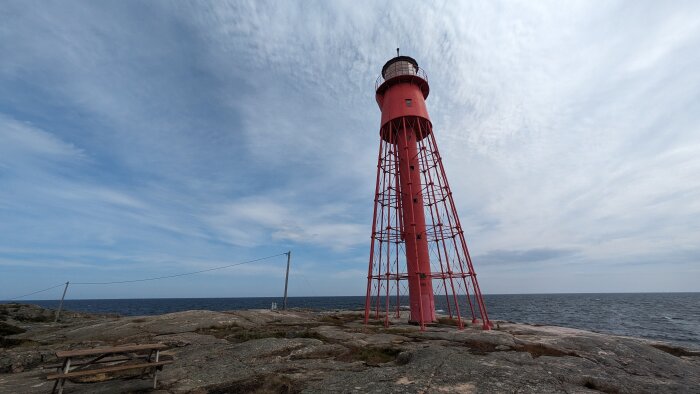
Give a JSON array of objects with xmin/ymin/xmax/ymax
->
[{"xmin": 1, "ymin": 303, "xmax": 699, "ymax": 393}]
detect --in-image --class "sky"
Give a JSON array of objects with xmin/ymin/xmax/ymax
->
[{"xmin": 1, "ymin": 0, "xmax": 699, "ymax": 300}]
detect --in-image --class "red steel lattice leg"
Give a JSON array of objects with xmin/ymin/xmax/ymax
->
[{"xmin": 364, "ymin": 118, "xmax": 491, "ymax": 330}]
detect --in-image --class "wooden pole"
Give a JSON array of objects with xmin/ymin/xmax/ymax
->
[
  {"xmin": 283, "ymin": 251, "xmax": 291, "ymax": 310},
  {"xmin": 54, "ymin": 281, "xmax": 69, "ymax": 323}
]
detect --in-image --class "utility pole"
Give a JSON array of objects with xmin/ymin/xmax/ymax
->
[
  {"xmin": 54, "ymin": 281, "xmax": 69, "ymax": 323},
  {"xmin": 283, "ymin": 251, "xmax": 291, "ymax": 310}
]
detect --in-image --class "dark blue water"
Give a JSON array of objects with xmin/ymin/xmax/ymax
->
[{"xmin": 22, "ymin": 293, "xmax": 700, "ymax": 349}]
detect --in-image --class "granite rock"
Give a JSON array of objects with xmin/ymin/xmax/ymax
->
[{"xmin": 0, "ymin": 304, "xmax": 698, "ymax": 393}]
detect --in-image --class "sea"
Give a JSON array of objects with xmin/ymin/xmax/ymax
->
[{"xmin": 22, "ymin": 293, "xmax": 700, "ymax": 350}]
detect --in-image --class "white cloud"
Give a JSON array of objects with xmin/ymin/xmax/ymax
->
[
  {"xmin": 1, "ymin": 1, "xmax": 699, "ymax": 297},
  {"xmin": 205, "ymin": 196, "xmax": 366, "ymax": 250},
  {"xmin": 0, "ymin": 114, "xmax": 83, "ymax": 161}
]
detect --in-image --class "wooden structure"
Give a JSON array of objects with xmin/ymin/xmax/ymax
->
[{"xmin": 46, "ymin": 343, "xmax": 173, "ymax": 394}]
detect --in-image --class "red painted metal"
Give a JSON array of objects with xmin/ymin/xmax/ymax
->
[
  {"xmin": 397, "ymin": 120, "xmax": 435, "ymax": 325},
  {"xmin": 365, "ymin": 56, "xmax": 491, "ymax": 330}
]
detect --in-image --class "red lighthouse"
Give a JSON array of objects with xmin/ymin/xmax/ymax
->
[{"xmin": 364, "ymin": 53, "xmax": 491, "ymax": 330}]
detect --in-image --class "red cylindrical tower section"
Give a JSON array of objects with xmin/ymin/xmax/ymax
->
[
  {"xmin": 376, "ymin": 56, "xmax": 431, "ymax": 134},
  {"xmin": 396, "ymin": 124, "xmax": 436, "ymax": 323},
  {"xmin": 377, "ymin": 84, "xmax": 430, "ymax": 128},
  {"xmin": 376, "ymin": 56, "xmax": 436, "ymax": 324}
]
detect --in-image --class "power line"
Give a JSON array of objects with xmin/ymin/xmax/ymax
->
[
  {"xmin": 298, "ymin": 272, "xmax": 317, "ymax": 297},
  {"xmin": 9, "ymin": 283, "xmax": 66, "ymax": 300},
  {"xmin": 72, "ymin": 252, "xmax": 288, "ymax": 285}
]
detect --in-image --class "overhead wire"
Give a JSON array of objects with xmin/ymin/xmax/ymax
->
[
  {"xmin": 9, "ymin": 283, "xmax": 66, "ymax": 300},
  {"xmin": 297, "ymin": 272, "xmax": 317, "ymax": 297},
  {"xmin": 72, "ymin": 252, "xmax": 288, "ymax": 285}
]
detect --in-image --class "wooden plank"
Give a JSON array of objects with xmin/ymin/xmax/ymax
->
[
  {"xmin": 44, "ymin": 354, "xmax": 150, "ymax": 369},
  {"xmin": 56, "ymin": 343, "xmax": 166, "ymax": 358},
  {"xmin": 46, "ymin": 360, "xmax": 173, "ymax": 380}
]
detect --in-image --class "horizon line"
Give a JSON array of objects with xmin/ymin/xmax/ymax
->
[{"xmin": 3, "ymin": 291, "xmax": 698, "ymax": 302}]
